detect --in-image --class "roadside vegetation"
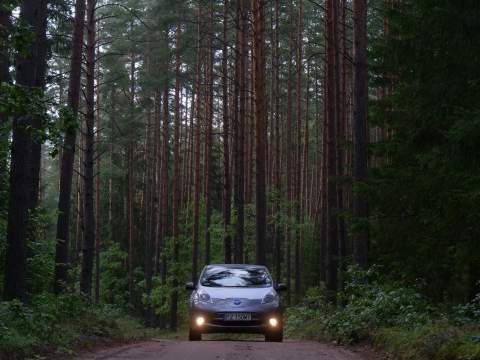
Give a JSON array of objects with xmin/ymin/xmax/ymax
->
[
  {"xmin": 286, "ymin": 266, "xmax": 480, "ymax": 360},
  {"xmin": 0, "ymin": 294, "xmax": 155, "ymax": 360}
]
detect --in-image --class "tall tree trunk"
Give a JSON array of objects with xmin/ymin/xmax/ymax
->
[
  {"xmin": 181, "ymin": 87, "xmax": 193, "ymax": 210},
  {"xmin": 54, "ymin": 0, "xmax": 87, "ymax": 294},
  {"xmin": 337, "ymin": 0, "xmax": 347, "ymax": 260},
  {"xmin": 170, "ymin": 24, "xmax": 182, "ymax": 332},
  {"xmin": 319, "ymin": 76, "xmax": 328, "ymax": 283},
  {"xmin": 285, "ymin": 22, "xmax": 294, "ymax": 304},
  {"xmin": 352, "ymin": 0, "xmax": 369, "ymax": 268},
  {"xmin": 4, "ymin": 0, "xmax": 48, "ymax": 301},
  {"xmin": 233, "ymin": 0, "xmax": 247, "ymax": 264},
  {"xmin": 294, "ymin": 0, "xmax": 304, "ymax": 298},
  {"xmin": 127, "ymin": 50, "xmax": 136, "ymax": 305},
  {"xmin": 80, "ymin": 0, "xmax": 96, "ymax": 299},
  {"xmin": 325, "ymin": 0, "xmax": 339, "ymax": 299},
  {"xmin": 222, "ymin": 0, "xmax": 232, "ymax": 264},
  {"xmin": 160, "ymin": 83, "xmax": 170, "ymax": 317},
  {"xmin": 252, "ymin": 0, "xmax": 267, "ymax": 266},
  {"xmin": 73, "ymin": 128, "xmax": 84, "ymax": 263},
  {"xmin": 204, "ymin": 0, "xmax": 214, "ymax": 265},
  {"xmin": 94, "ymin": 29, "xmax": 101, "ymax": 305},
  {"xmin": 192, "ymin": 3, "xmax": 202, "ymax": 283},
  {"xmin": 108, "ymin": 89, "xmax": 115, "ymax": 247},
  {"xmin": 272, "ymin": 0, "xmax": 282, "ymax": 284},
  {"xmin": 26, "ymin": 0, "xmax": 48, "ymax": 219},
  {"xmin": 144, "ymin": 108, "xmax": 154, "ymax": 325},
  {"xmin": 184, "ymin": 87, "xmax": 195, "ymax": 210},
  {"xmin": 154, "ymin": 91, "xmax": 162, "ymax": 275}
]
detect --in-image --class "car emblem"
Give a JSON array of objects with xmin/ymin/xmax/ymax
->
[{"xmin": 233, "ymin": 299, "xmax": 241, "ymax": 305}]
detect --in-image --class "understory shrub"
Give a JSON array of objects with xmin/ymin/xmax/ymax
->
[
  {"xmin": 286, "ymin": 266, "xmax": 480, "ymax": 359},
  {"xmin": 0, "ymin": 293, "xmax": 150, "ymax": 359}
]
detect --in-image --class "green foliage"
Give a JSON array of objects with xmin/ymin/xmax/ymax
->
[
  {"xmin": 285, "ymin": 286, "xmax": 332, "ymax": 341},
  {"xmin": 26, "ymin": 207, "xmax": 58, "ymax": 295},
  {"xmin": 286, "ymin": 266, "xmax": 480, "ymax": 359},
  {"xmin": 0, "ymin": 293, "xmax": 151, "ymax": 359},
  {"xmin": 327, "ymin": 266, "xmax": 434, "ymax": 343},
  {"xmin": 368, "ymin": 0, "xmax": 480, "ymax": 302},
  {"xmin": 453, "ymin": 291, "xmax": 480, "ymax": 326},
  {"xmin": 0, "ymin": 1, "xmax": 20, "ymax": 12},
  {"xmin": 374, "ymin": 323, "xmax": 480, "ymax": 360},
  {"xmin": 100, "ymin": 242, "xmax": 129, "ymax": 307}
]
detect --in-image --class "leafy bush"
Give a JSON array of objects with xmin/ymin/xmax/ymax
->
[
  {"xmin": 0, "ymin": 293, "xmax": 150, "ymax": 359},
  {"xmin": 375, "ymin": 323, "xmax": 480, "ymax": 360},
  {"xmin": 286, "ymin": 266, "xmax": 480, "ymax": 360},
  {"xmin": 326, "ymin": 266, "xmax": 435, "ymax": 343},
  {"xmin": 285, "ymin": 286, "xmax": 332, "ymax": 341},
  {"xmin": 453, "ymin": 290, "xmax": 480, "ymax": 325}
]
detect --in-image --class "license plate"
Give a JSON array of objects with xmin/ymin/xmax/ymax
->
[{"xmin": 224, "ymin": 313, "xmax": 251, "ymax": 321}]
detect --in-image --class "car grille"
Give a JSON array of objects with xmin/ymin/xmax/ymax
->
[{"xmin": 211, "ymin": 298, "xmax": 262, "ymax": 306}]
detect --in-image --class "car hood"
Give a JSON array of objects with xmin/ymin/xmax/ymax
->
[{"xmin": 198, "ymin": 285, "xmax": 274, "ymax": 300}]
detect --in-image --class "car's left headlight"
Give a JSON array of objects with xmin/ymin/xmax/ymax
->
[
  {"xmin": 193, "ymin": 289, "xmax": 213, "ymax": 304},
  {"xmin": 262, "ymin": 292, "xmax": 279, "ymax": 304}
]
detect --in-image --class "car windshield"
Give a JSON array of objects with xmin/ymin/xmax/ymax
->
[{"xmin": 200, "ymin": 266, "xmax": 272, "ymax": 288}]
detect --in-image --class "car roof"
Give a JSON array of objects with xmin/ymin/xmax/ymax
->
[{"xmin": 205, "ymin": 264, "xmax": 268, "ymax": 269}]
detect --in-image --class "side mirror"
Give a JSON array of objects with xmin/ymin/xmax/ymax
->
[
  {"xmin": 185, "ymin": 282, "xmax": 196, "ymax": 291},
  {"xmin": 275, "ymin": 283, "xmax": 287, "ymax": 292}
]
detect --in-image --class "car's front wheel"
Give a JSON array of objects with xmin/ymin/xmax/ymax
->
[
  {"xmin": 189, "ymin": 327, "xmax": 202, "ymax": 341},
  {"xmin": 265, "ymin": 329, "xmax": 283, "ymax": 342}
]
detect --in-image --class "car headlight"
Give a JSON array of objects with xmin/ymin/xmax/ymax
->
[
  {"xmin": 194, "ymin": 290, "xmax": 212, "ymax": 304},
  {"xmin": 262, "ymin": 292, "xmax": 279, "ymax": 304}
]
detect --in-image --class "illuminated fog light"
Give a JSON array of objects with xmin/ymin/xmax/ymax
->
[
  {"xmin": 269, "ymin": 318, "xmax": 278, "ymax": 327},
  {"xmin": 196, "ymin": 316, "xmax": 205, "ymax": 326}
]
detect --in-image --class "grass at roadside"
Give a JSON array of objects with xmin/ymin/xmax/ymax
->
[
  {"xmin": 0, "ymin": 293, "xmax": 159, "ymax": 360},
  {"xmin": 285, "ymin": 266, "xmax": 480, "ymax": 360}
]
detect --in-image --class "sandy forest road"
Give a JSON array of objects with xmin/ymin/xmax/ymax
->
[{"xmin": 76, "ymin": 339, "xmax": 377, "ymax": 360}]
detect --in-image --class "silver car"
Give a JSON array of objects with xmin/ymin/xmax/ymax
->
[{"xmin": 185, "ymin": 264, "xmax": 286, "ymax": 342}]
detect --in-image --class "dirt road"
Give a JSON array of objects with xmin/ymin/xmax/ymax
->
[{"xmin": 76, "ymin": 339, "xmax": 375, "ymax": 360}]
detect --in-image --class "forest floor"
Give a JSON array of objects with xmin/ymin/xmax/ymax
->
[{"xmin": 74, "ymin": 337, "xmax": 380, "ymax": 360}]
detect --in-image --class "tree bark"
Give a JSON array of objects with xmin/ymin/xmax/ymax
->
[
  {"xmin": 222, "ymin": 0, "xmax": 232, "ymax": 264},
  {"xmin": 252, "ymin": 0, "xmax": 267, "ymax": 266},
  {"xmin": 94, "ymin": 28, "xmax": 101, "ymax": 305},
  {"xmin": 272, "ymin": 0, "xmax": 282, "ymax": 284},
  {"xmin": 170, "ymin": 23, "xmax": 182, "ymax": 332},
  {"xmin": 4, "ymin": 0, "xmax": 48, "ymax": 301},
  {"xmin": 233, "ymin": 0, "xmax": 247, "ymax": 264},
  {"xmin": 204, "ymin": 0, "xmax": 214, "ymax": 265},
  {"xmin": 192, "ymin": 3, "xmax": 202, "ymax": 283},
  {"xmin": 54, "ymin": 0, "xmax": 87, "ymax": 294},
  {"xmin": 127, "ymin": 49, "xmax": 136, "ymax": 305},
  {"xmin": 80, "ymin": 0, "xmax": 96, "ymax": 299},
  {"xmin": 144, "ymin": 108, "xmax": 154, "ymax": 324},
  {"xmin": 285, "ymin": 21, "xmax": 294, "ymax": 304},
  {"xmin": 294, "ymin": 0, "xmax": 304, "ymax": 298},
  {"xmin": 325, "ymin": 0, "xmax": 339, "ymax": 299},
  {"xmin": 160, "ymin": 84, "xmax": 169, "ymax": 282},
  {"xmin": 352, "ymin": 0, "xmax": 369, "ymax": 268},
  {"xmin": 337, "ymin": 0, "xmax": 347, "ymax": 260},
  {"xmin": 154, "ymin": 91, "xmax": 162, "ymax": 275}
]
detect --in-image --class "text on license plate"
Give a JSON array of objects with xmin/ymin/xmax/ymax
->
[{"xmin": 224, "ymin": 313, "xmax": 251, "ymax": 321}]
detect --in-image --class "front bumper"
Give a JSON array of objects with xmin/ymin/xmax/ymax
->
[{"xmin": 190, "ymin": 302, "xmax": 283, "ymax": 334}]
